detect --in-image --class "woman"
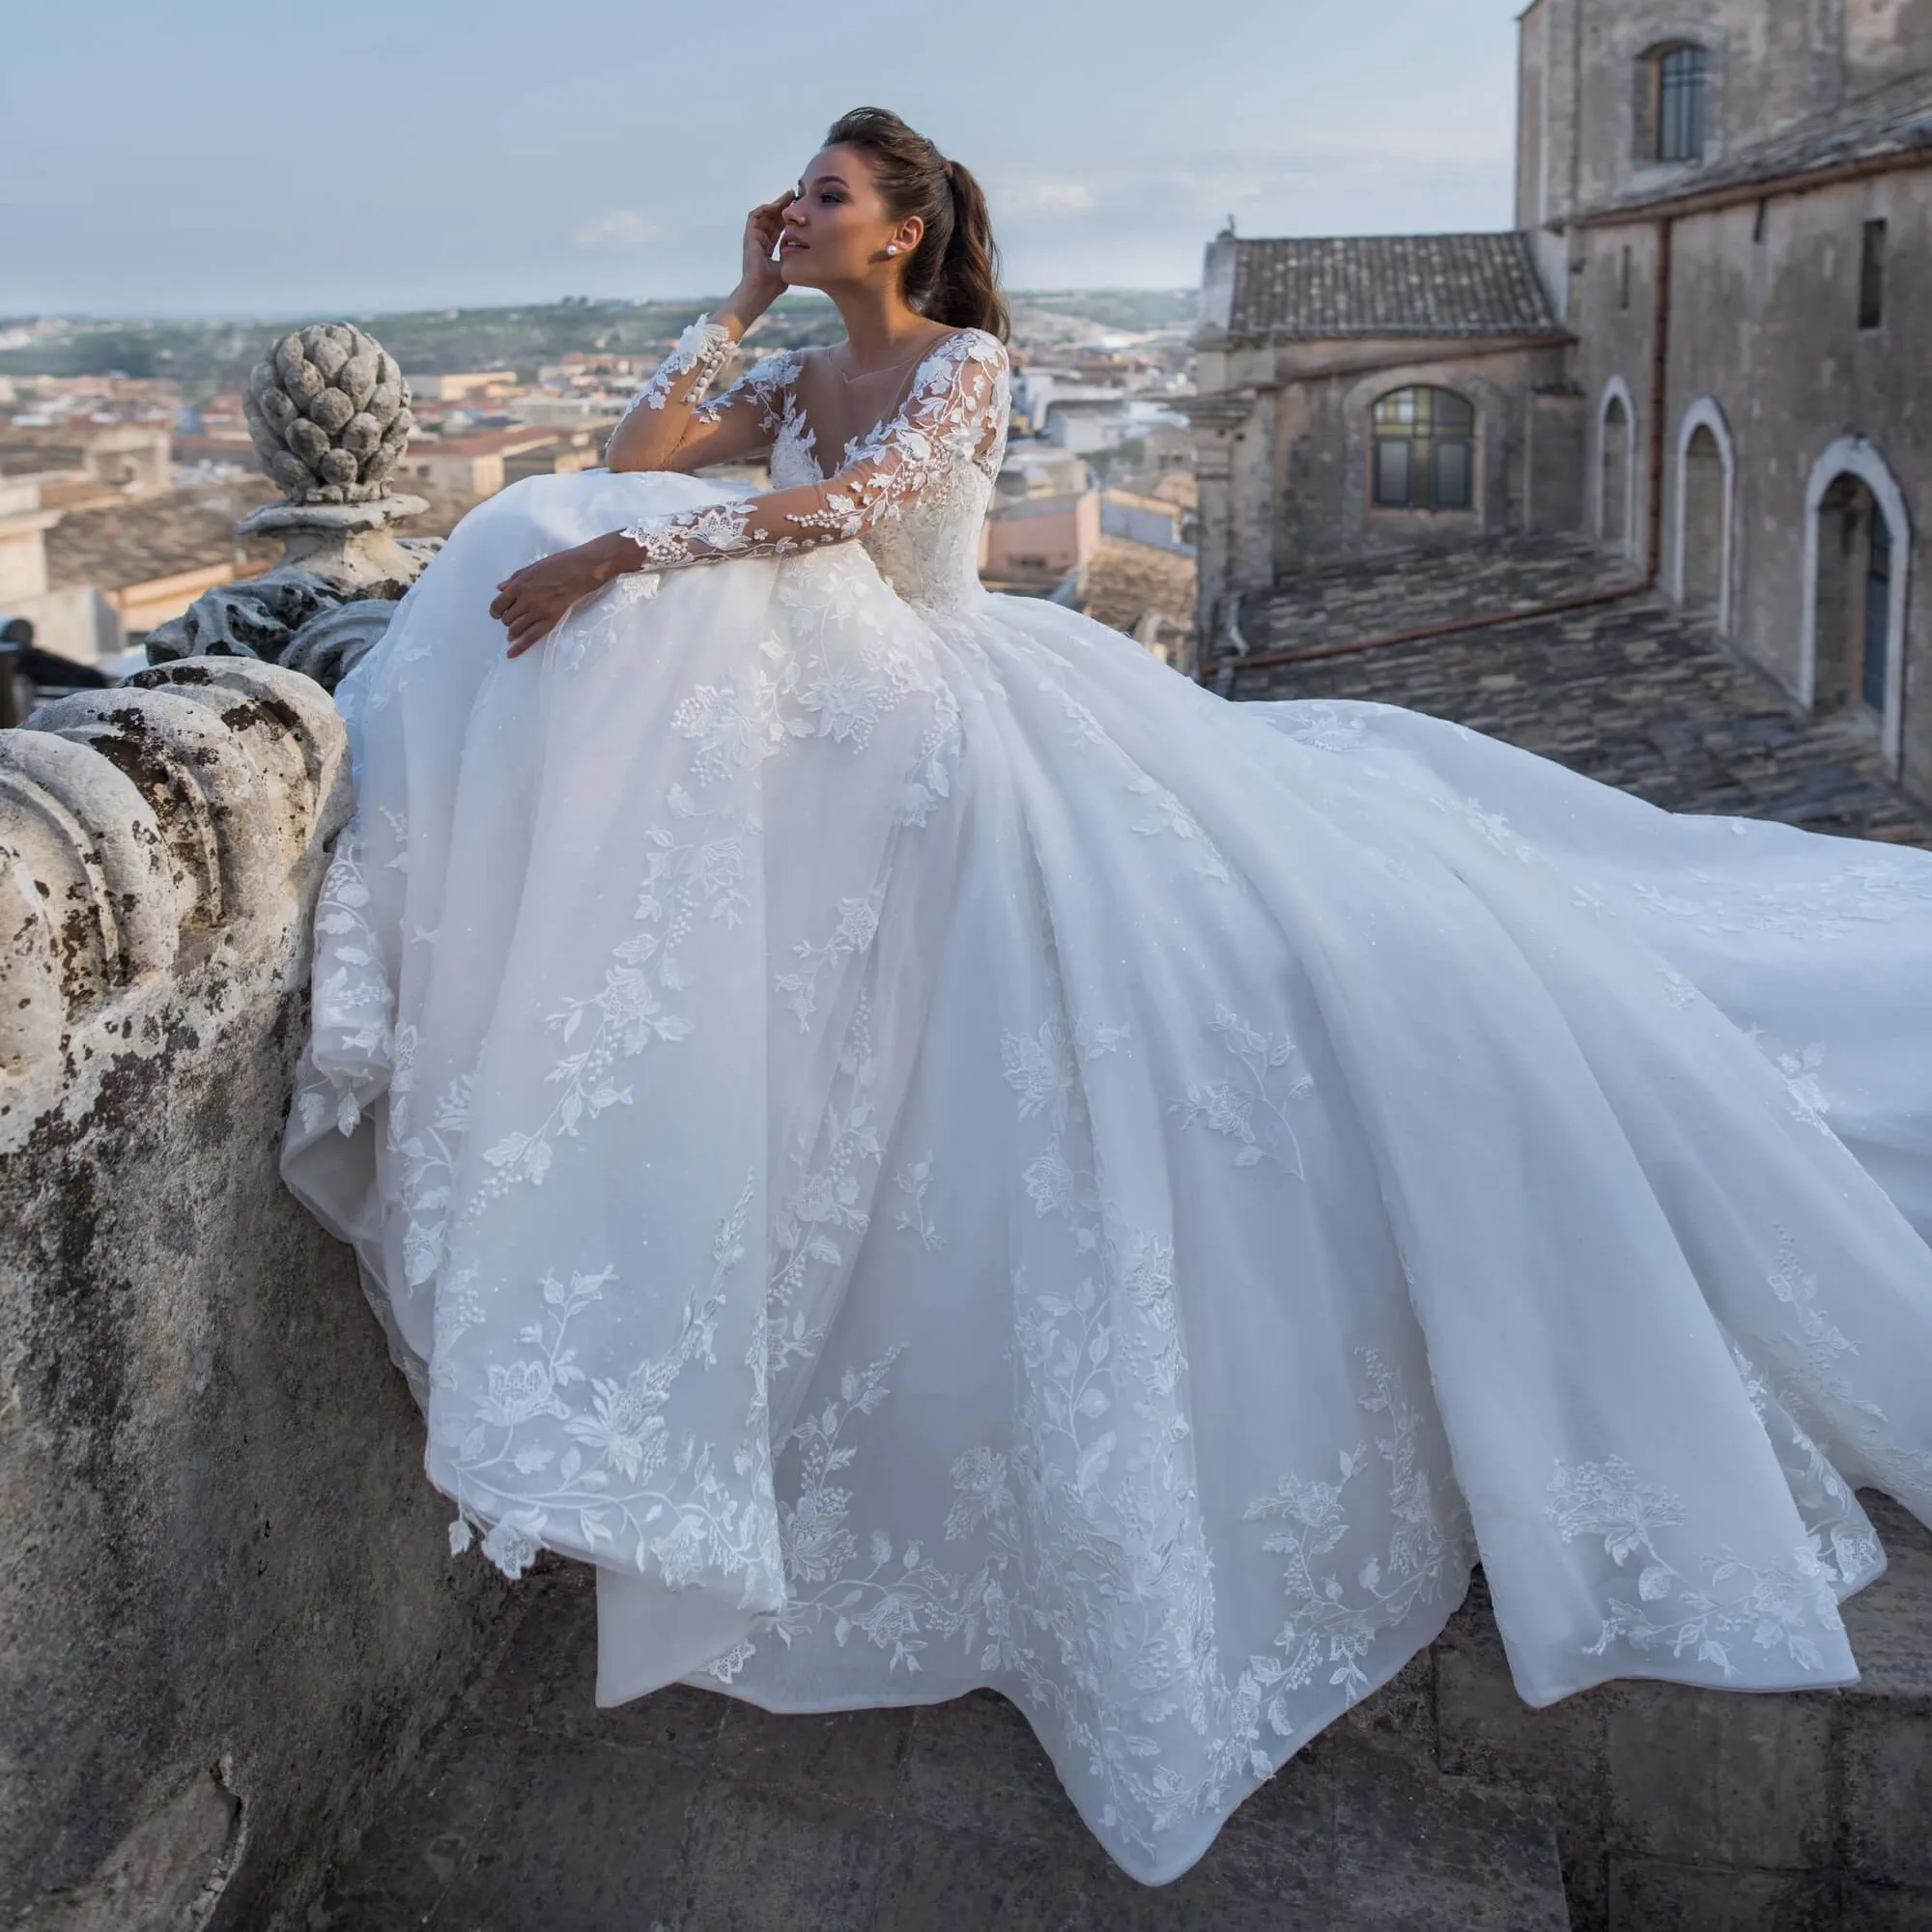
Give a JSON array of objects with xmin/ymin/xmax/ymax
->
[{"xmin": 282, "ymin": 106, "xmax": 1932, "ymax": 1887}]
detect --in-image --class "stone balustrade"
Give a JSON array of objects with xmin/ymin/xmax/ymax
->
[{"xmin": 0, "ymin": 655, "xmax": 518, "ymax": 1930}]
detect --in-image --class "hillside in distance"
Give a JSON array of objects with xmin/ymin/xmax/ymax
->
[{"xmin": 0, "ymin": 289, "xmax": 1198, "ymax": 396}]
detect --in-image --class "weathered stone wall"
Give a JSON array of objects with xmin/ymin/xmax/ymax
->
[
  {"xmin": 1187, "ymin": 334, "xmax": 1578, "ymax": 629},
  {"xmin": 1845, "ymin": 0, "xmax": 1932, "ymax": 97},
  {"xmin": 0, "ymin": 659, "xmax": 517, "ymax": 1929},
  {"xmin": 1576, "ymin": 166, "xmax": 1932, "ymax": 797},
  {"xmin": 1265, "ymin": 339, "xmax": 1576, "ymax": 578},
  {"xmin": 1528, "ymin": 0, "xmax": 1859, "ymax": 229}
]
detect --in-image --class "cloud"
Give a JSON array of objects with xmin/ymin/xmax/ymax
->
[
  {"xmin": 570, "ymin": 211, "xmax": 666, "ymax": 251},
  {"xmin": 992, "ymin": 179, "xmax": 1097, "ymax": 219}
]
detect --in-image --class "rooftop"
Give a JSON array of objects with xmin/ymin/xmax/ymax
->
[
  {"xmin": 1205, "ymin": 231, "xmax": 1564, "ymax": 342},
  {"xmin": 44, "ymin": 478, "xmax": 281, "ymax": 591},
  {"xmin": 408, "ymin": 426, "xmax": 575, "ymax": 457},
  {"xmin": 1077, "ymin": 531, "xmax": 1198, "ymax": 640}
]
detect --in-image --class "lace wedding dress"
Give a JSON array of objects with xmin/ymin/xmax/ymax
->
[{"xmin": 282, "ymin": 318, "xmax": 1932, "ymax": 1886}]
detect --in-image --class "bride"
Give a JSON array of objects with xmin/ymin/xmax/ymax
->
[{"xmin": 282, "ymin": 105, "xmax": 1932, "ymax": 1887}]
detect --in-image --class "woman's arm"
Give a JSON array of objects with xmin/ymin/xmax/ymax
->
[
  {"xmin": 611, "ymin": 329, "xmax": 1007, "ymax": 570},
  {"xmin": 603, "ymin": 191, "xmax": 793, "ymax": 474},
  {"xmin": 494, "ymin": 329, "xmax": 1009, "ymax": 656}
]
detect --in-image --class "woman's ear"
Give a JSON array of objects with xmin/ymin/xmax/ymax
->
[{"xmin": 896, "ymin": 214, "xmax": 924, "ymax": 255}]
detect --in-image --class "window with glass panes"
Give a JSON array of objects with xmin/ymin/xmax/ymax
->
[
  {"xmin": 1657, "ymin": 45, "xmax": 1707, "ymax": 162},
  {"xmin": 1371, "ymin": 387, "xmax": 1475, "ymax": 510}
]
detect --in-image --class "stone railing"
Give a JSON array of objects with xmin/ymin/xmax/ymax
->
[{"xmin": 0, "ymin": 338, "xmax": 521, "ymax": 1931}]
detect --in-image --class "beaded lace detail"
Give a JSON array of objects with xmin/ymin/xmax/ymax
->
[{"xmin": 610, "ymin": 312, "xmax": 734, "ymax": 429}]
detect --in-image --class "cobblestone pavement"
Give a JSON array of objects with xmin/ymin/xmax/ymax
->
[
  {"xmin": 1227, "ymin": 536, "xmax": 1932, "ymax": 848},
  {"xmin": 318, "ymin": 1561, "xmax": 1567, "ymax": 1931}
]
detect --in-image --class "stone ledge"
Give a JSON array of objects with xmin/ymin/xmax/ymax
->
[{"xmin": 0, "ymin": 655, "xmax": 349, "ymax": 1153}]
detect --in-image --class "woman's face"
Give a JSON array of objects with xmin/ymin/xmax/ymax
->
[{"xmin": 779, "ymin": 145, "xmax": 922, "ymax": 291}]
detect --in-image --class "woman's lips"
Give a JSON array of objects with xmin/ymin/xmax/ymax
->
[{"xmin": 781, "ymin": 238, "xmax": 809, "ymax": 252}]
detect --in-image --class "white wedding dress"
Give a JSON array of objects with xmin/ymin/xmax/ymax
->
[{"xmin": 282, "ymin": 322, "xmax": 1932, "ymax": 1887}]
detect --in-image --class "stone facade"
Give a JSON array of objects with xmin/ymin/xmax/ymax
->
[
  {"xmin": 1190, "ymin": 1, "xmax": 1932, "ymax": 814},
  {"xmin": 1186, "ymin": 235, "xmax": 1578, "ymax": 673},
  {"xmin": 1544, "ymin": 0, "xmax": 1932, "ymax": 797}
]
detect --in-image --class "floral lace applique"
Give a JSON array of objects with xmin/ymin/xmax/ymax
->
[
  {"xmin": 1170, "ymin": 1002, "xmax": 1317, "ymax": 1176},
  {"xmin": 296, "ymin": 821, "xmax": 393, "ymax": 1133},
  {"xmin": 612, "ymin": 313, "xmax": 734, "ymax": 425},
  {"xmin": 1271, "ymin": 701, "xmax": 1372, "ymax": 753},
  {"xmin": 1724, "ymin": 1336, "xmax": 1884, "ymax": 1593},
  {"xmin": 1125, "ymin": 774, "xmax": 1234, "ymax": 883},
  {"xmin": 1738, "ymin": 1223, "xmax": 1932, "ymax": 1510},
  {"xmin": 695, "ymin": 855, "xmax": 1470, "ymax": 1862},
  {"xmin": 1241, "ymin": 1350, "xmax": 1461, "ymax": 1720},
  {"xmin": 764, "ymin": 984, "xmax": 884, "ymax": 1402},
  {"xmin": 441, "ymin": 1170, "xmax": 784, "ymax": 1593},
  {"xmin": 890, "ymin": 1153, "xmax": 943, "ymax": 1250},
  {"xmin": 704, "ymin": 1334, "xmax": 1463, "ymax": 1860},
  {"xmin": 1626, "ymin": 854, "xmax": 1932, "ymax": 942},
  {"xmin": 1544, "ymin": 1456, "xmax": 1845, "ymax": 1679},
  {"xmin": 693, "ymin": 349, "xmax": 802, "ymax": 434}
]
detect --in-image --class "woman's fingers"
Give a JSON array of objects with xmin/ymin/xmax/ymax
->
[{"xmin": 501, "ymin": 596, "xmax": 562, "ymax": 656}]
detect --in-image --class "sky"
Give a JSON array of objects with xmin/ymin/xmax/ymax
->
[{"xmin": 3, "ymin": 0, "xmax": 1526, "ymax": 319}]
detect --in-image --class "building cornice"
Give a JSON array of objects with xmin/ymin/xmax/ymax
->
[{"xmin": 1574, "ymin": 134, "xmax": 1932, "ymax": 229}]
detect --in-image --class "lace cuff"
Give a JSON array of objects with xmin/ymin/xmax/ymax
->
[
  {"xmin": 620, "ymin": 500, "xmax": 766, "ymax": 570},
  {"xmin": 618, "ymin": 313, "xmax": 734, "ymax": 418}
]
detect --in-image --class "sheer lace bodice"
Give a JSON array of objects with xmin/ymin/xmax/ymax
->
[
  {"xmin": 610, "ymin": 322, "xmax": 1009, "ymax": 617},
  {"xmin": 768, "ymin": 391, "xmax": 999, "ymax": 615}
]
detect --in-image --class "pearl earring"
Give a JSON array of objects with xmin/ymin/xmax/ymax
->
[{"xmin": 886, "ymin": 245, "xmax": 898, "ymax": 256}]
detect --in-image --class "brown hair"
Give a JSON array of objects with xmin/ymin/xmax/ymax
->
[{"xmin": 822, "ymin": 107, "xmax": 1010, "ymax": 343}]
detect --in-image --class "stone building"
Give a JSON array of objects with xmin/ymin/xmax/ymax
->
[
  {"xmin": 1188, "ymin": 233, "xmax": 1576, "ymax": 621},
  {"xmin": 1189, "ymin": 0, "xmax": 1932, "ymax": 807}
]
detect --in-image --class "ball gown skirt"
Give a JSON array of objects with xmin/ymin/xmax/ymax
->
[{"xmin": 281, "ymin": 466, "xmax": 1932, "ymax": 1886}]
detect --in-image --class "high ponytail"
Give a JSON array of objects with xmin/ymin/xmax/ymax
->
[{"xmin": 822, "ymin": 108, "xmax": 1011, "ymax": 343}]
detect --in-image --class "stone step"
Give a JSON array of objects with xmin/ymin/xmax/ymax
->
[
  {"xmin": 1358, "ymin": 1487, "xmax": 1932, "ymax": 1932},
  {"xmin": 310, "ymin": 1491, "xmax": 1930, "ymax": 1929},
  {"xmin": 314, "ymin": 1563, "xmax": 1569, "ymax": 1931}
]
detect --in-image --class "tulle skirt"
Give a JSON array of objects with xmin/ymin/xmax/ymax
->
[{"xmin": 282, "ymin": 468, "xmax": 1932, "ymax": 1885}]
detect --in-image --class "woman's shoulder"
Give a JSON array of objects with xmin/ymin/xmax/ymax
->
[
  {"xmin": 938, "ymin": 325, "xmax": 1009, "ymax": 364},
  {"xmin": 913, "ymin": 327, "xmax": 1009, "ymax": 388}
]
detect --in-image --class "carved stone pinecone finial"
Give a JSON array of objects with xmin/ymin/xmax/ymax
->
[{"xmin": 242, "ymin": 324, "xmax": 414, "ymax": 504}]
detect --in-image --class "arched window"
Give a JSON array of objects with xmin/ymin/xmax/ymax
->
[
  {"xmin": 1371, "ymin": 387, "xmax": 1475, "ymax": 511},
  {"xmin": 1643, "ymin": 43, "xmax": 1709, "ymax": 162}
]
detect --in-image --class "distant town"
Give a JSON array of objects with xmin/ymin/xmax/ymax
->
[{"xmin": 0, "ymin": 289, "xmax": 1203, "ymax": 693}]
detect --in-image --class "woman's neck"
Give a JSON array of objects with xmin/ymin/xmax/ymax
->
[{"xmin": 825, "ymin": 283, "xmax": 947, "ymax": 374}]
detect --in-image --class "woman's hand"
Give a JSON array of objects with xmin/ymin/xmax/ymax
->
[
  {"xmin": 492, "ymin": 541, "xmax": 618, "ymax": 658},
  {"xmin": 730, "ymin": 190, "xmax": 795, "ymax": 320}
]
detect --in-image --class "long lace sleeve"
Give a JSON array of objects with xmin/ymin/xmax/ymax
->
[
  {"xmin": 604, "ymin": 318, "xmax": 797, "ymax": 473},
  {"xmin": 614, "ymin": 329, "xmax": 1009, "ymax": 570}
]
